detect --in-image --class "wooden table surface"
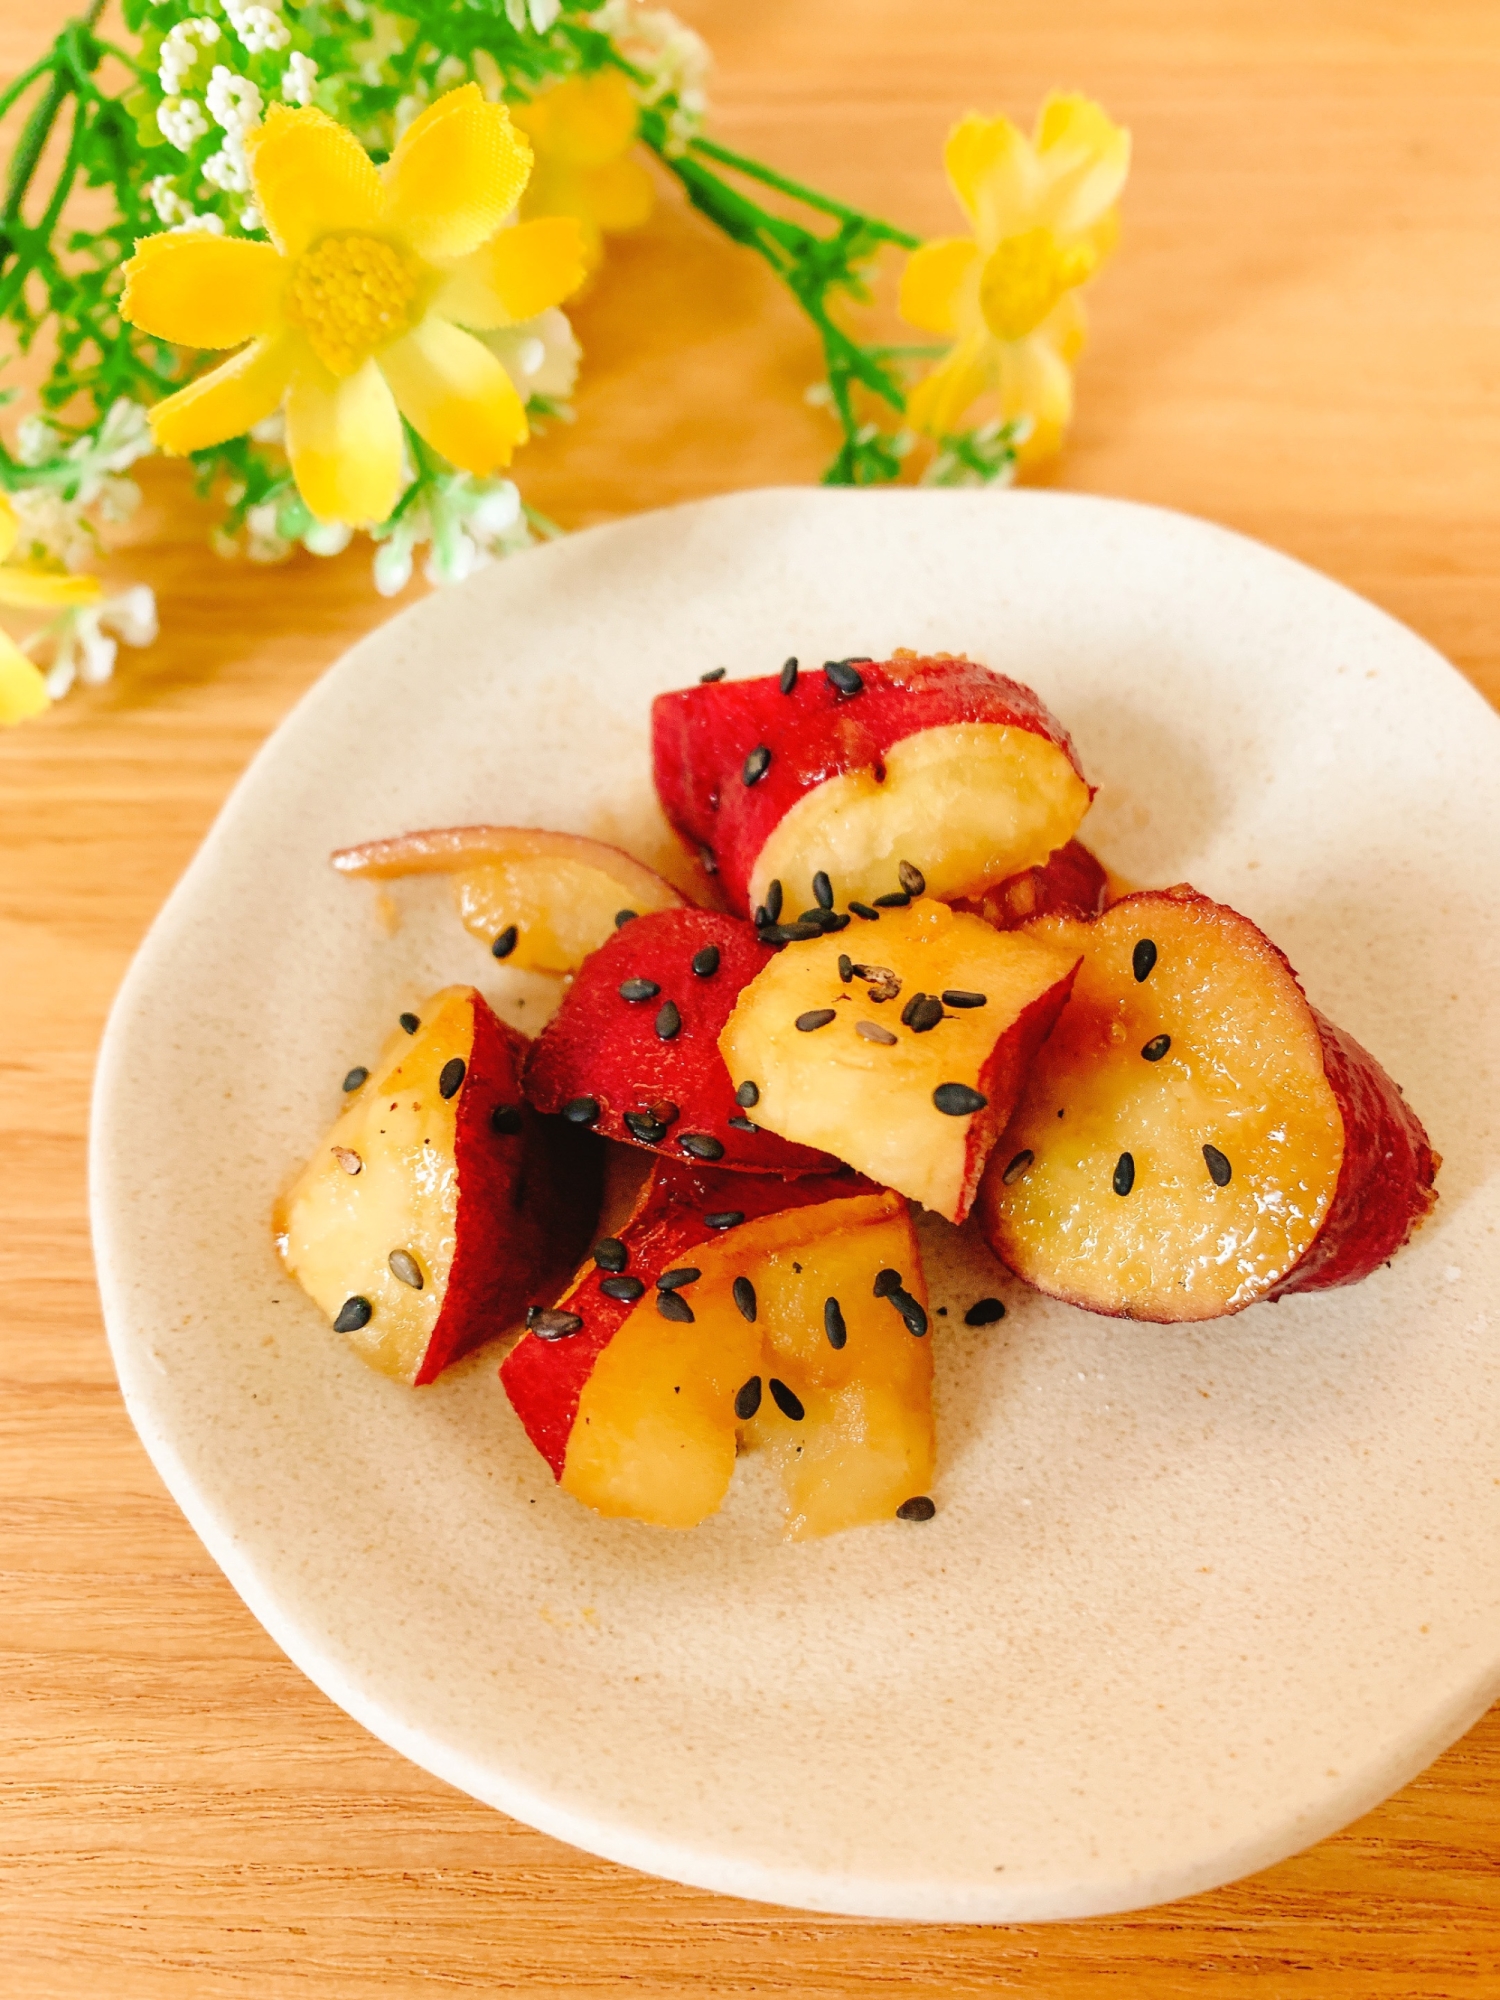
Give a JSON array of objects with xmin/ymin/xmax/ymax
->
[{"xmin": 5, "ymin": 2, "xmax": 1499, "ymax": 1993}]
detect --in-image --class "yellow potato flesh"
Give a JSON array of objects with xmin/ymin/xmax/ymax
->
[
  {"xmin": 275, "ymin": 988, "xmax": 472, "ymax": 1383},
  {"xmin": 719, "ymin": 899, "xmax": 1078, "ymax": 1220},
  {"xmin": 749, "ymin": 721, "xmax": 1091, "ymax": 916},
  {"xmin": 982, "ymin": 900, "xmax": 1344, "ymax": 1318},
  {"xmin": 561, "ymin": 1192, "xmax": 933, "ymax": 1538}
]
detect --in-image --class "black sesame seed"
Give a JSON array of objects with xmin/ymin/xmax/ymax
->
[
  {"xmin": 1142, "ymin": 1034, "xmax": 1172, "ymax": 1062},
  {"xmin": 438, "ymin": 1057, "xmax": 466, "ymax": 1100},
  {"xmin": 753, "ymin": 905, "xmax": 770, "ymax": 928},
  {"xmin": 491, "ymin": 925, "xmax": 519, "ymax": 960},
  {"xmin": 699, "ymin": 665, "xmax": 727, "ymax": 682},
  {"xmin": 848, "ymin": 901, "xmax": 880, "ymax": 921},
  {"xmin": 872, "ymin": 1267, "xmax": 903, "ymax": 1298},
  {"xmin": 907, "ymin": 995, "xmax": 945, "ymax": 1034},
  {"xmin": 743, "ymin": 744, "xmax": 772, "ymax": 787},
  {"xmin": 824, "ymin": 659, "xmax": 865, "ymax": 696},
  {"xmin": 529, "ymin": 1308, "xmax": 584, "ymax": 1341},
  {"xmin": 774, "ymin": 921, "xmax": 823, "ymax": 943},
  {"xmin": 1203, "ymin": 1144, "xmax": 1233, "ymax": 1187},
  {"xmin": 822, "ymin": 911, "xmax": 851, "ymax": 932},
  {"xmin": 965, "ymin": 1297, "xmax": 1007, "ymax": 1326},
  {"xmin": 934, "ymin": 1082, "xmax": 987, "ymax": 1116},
  {"xmin": 657, "ymin": 1266, "xmax": 701, "ymax": 1291},
  {"xmin": 1133, "ymin": 938, "xmax": 1158, "ymax": 982},
  {"xmin": 900, "ymin": 991, "xmax": 925, "ymax": 1026},
  {"xmin": 619, "ymin": 976, "xmax": 660, "ymax": 1002},
  {"xmin": 769, "ymin": 1377, "xmax": 805, "ymax": 1420},
  {"xmin": 886, "ymin": 1286, "xmax": 929, "ymax": 1337},
  {"xmin": 732, "ymin": 1275, "xmax": 757, "ymax": 1322},
  {"xmin": 896, "ymin": 1495, "xmax": 936, "ymax": 1522},
  {"xmin": 614, "ymin": 908, "xmax": 638, "ymax": 928},
  {"xmin": 1002, "ymin": 1148, "xmax": 1034, "ymax": 1185},
  {"xmin": 824, "ymin": 1297, "xmax": 848, "ymax": 1350},
  {"xmin": 562, "ymin": 1095, "xmax": 601, "ymax": 1125},
  {"xmin": 727, "ymin": 1115, "xmax": 759, "ymax": 1132},
  {"xmin": 698, "ymin": 844, "xmax": 718, "ymax": 876},
  {"xmin": 650, "ymin": 1098, "xmax": 679, "ymax": 1121},
  {"xmin": 874, "ymin": 891, "xmax": 911, "ymax": 908},
  {"xmin": 655, "ymin": 1000, "xmax": 682, "ymax": 1040},
  {"xmin": 491, "ymin": 1103, "xmax": 524, "ymax": 1136},
  {"xmin": 795, "ymin": 1008, "xmax": 838, "ymax": 1032},
  {"xmin": 1113, "ymin": 1151, "xmax": 1136, "ymax": 1196},
  {"xmin": 812, "ymin": 870, "xmax": 834, "ymax": 910},
  {"xmin": 838, "ymin": 954, "xmax": 854, "ymax": 984},
  {"xmin": 765, "ymin": 879, "xmax": 784, "ymax": 922},
  {"xmin": 678, "ymin": 1132, "xmax": 725, "ymax": 1160},
  {"xmin": 599, "ymin": 1274, "xmax": 646, "ymax": 1302},
  {"xmin": 656, "ymin": 1289, "xmax": 695, "ymax": 1323},
  {"xmin": 692, "ymin": 945, "xmax": 721, "ymax": 978},
  {"xmin": 735, "ymin": 1080, "xmax": 760, "ymax": 1108},
  {"xmin": 798, "ymin": 908, "xmax": 830, "ymax": 927},
  {"xmin": 703, "ymin": 1209, "xmax": 744, "ymax": 1230},
  {"xmin": 735, "ymin": 1374, "xmax": 763, "ymax": 1418},
  {"xmin": 779, "ymin": 656, "xmax": 799, "ymax": 695},
  {"xmin": 388, "ymin": 1248, "xmax": 423, "ymax": 1290},
  {"xmin": 342, "ymin": 1066, "xmax": 369, "ymax": 1093},
  {"xmin": 624, "ymin": 1111, "xmax": 669, "ymax": 1145},
  {"xmin": 593, "ymin": 1237, "xmax": 628, "ymax": 1272},
  {"xmin": 942, "ymin": 989, "xmax": 987, "ymax": 1010},
  {"xmin": 399, "ymin": 1012, "xmax": 420, "ymax": 1035},
  {"xmin": 333, "ymin": 1296, "xmax": 372, "ymax": 1333},
  {"xmin": 898, "ymin": 860, "xmax": 926, "ymax": 896}
]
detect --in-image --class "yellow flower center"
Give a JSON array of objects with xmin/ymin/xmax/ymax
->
[
  {"xmin": 978, "ymin": 227, "xmax": 1097, "ymax": 343},
  {"xmin": 285, "ymin": 234, "xmax": 423, "ymax": 377}
]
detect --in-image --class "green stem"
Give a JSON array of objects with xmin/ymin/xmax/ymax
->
[
  {"xmin": 687, "ymin": 134, "xmax": 920, "ymax": 249},
  {"xmin": 0, "ymin": 0, "xmax": 106, "ymax": 268}
]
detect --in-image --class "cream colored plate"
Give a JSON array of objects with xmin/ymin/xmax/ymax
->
[{"xmin": 92, "ymin": 489, "xmax": 1500, "ymax": 1921}]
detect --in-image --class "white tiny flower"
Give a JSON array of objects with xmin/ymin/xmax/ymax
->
[
  {"xmin": 373, "ymin": 535, "xmax": 415, "ymax": 597},
  {"xmin": 158, "ymin": 19, "xmax": 220, "ymax": 97},
  {"xmin": 467, "ymin": 480, "xmax": 523, "ymax": 541},
  {"xmin": 392, "ymin": 93, "xmax": 426, "ymax": 140},
  {"xmin": 482, "ymin": 308, "xmax": 580, "ymax": 400},
  {"xmin": 425, "ymin": 528, "xmax": 480, "ymax": 587},
  {"xmin": 222, "ymin": 0, "xmax": 288, "ymax": 48},
  {"xmin": 147, "ymin": 175, "xmax": 191, "ymax": 226},
  {"xmin": 302, "ymin": 519, "xmax": 352, "ymax": 557},
  {"xmin": 203, "ymin": 140, "xmax": 252, "ymax": 196},
  {"xmin": 280, "ymin": 51, "xmax": 317, "ymax": 107},
  {"xmin": 239, "ymin": 204, "xmax": 264, "ymax": 233},
  {"xmin": 169, "ymin": 210, "xmax": 227, "ymax": 235},
  {"xmin": 206, "ymin": 66, "xmax": 262, "ymax": 135},
  {"xmin": 245, "ymin": 502, "xmax": 292, "ymax": 563},
  {"xmin": 103, "ymin": 585, "xmax": 159, "ymax": 649},
  {"xmin": 157, "ymin": 96, "xmax": 210, "ymax": 151},
  {"xmin": 16, "ymin": 415, "xmax": 59, "ymax": 467},
  {"xmin": 527, "ymin": 0, "xmax": 562, "ymax": 31},
  {"xmin": 249, "ymin": 412, "xmax": 286, "ymax": 445}
]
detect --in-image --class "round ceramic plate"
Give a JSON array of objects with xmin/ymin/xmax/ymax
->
[{"xmin": 93, "ymin": 488, "xmax": 1500, "ymax": 1922}]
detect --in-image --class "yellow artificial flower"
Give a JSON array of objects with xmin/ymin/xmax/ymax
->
[
  {"xmin": 900, "ymin": 94, "xmax": 1129, "ymax": 466},
  {"xmin": 513, "ymin": 71, "xmax": 653, "ymax": 269},
  {"xmin": 120, "ymin": 86, "xmax": 588, "ymax": 526},
  {"xmin": 0, "ymin": 493, "xmax": 102, "ymax": 725}
]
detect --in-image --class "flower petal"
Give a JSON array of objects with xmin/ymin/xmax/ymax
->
[
  {"xmin": 906, "ymin": 331, "xmax": 993, "ymax": 438},
  {"xmin": 378, "ymin": 316, "xmax": 527, "ymax": 474},
  {"xmin": 575, "ymin": 155, "xmax": 654, "ymax": 233},
  {"xmin": 998, "ymin": 332, "xmax": 1074, "ymax": 464},
  {"xmin": 432, "ymin": 216, "xmax": 588, "ymax": 329},
  {"xmin": 1033, "ymin": 94, "xmax": 1131, "ymax": 237},
  {"xmin": 247, "ymin": 106, "xmax": 383, "ymax": 259},
  {"xmin": 384, "ymin": 85, "xmax": 533, "ymax": 263},
  {"xmin": 149, "ymin": 334, "xmax": 299, "ymax": 456},
  {"xmin": 121, "ymin": 233, "xmax": 286, "ymax": 349},
  {"xmin": 899, "ymin": 237, "xmax": 980, "ymax": 336},
  {"xmin": 0, "ymin": 495, "xmax": 17, "ymax": 566},
  {"xmin": 513, "ymin": 72, "xmax": 638, "ymax": 170},
  {"xmin": 285, "ymin": 355, "xmax": 405, "ymax": 526},
  {"xmin": 944, "ymin": 113, "xmax": 1039, "ymax": 248},
  {"xmin": 0, "ymin": 629, "xmax": 50, "ymax": 725},
  {"xmin": 0, "ymin": 566, "xmax": 101, "ymax": 609}
]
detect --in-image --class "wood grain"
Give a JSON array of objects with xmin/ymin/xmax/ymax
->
[{"xmin": 4, "ymin": 1, "xmax": 1500, "ymax": 1991}]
